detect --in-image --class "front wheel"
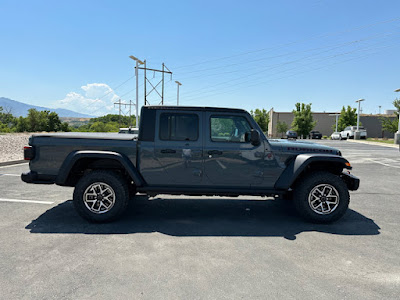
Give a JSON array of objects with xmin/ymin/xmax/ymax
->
[
  {"xmin": 293, "ymin": 171, "xmax": 350, "ymax": 223},
  {"xmin": 73, "ymin": 170, "xmax": 130, "ymax": 222}
]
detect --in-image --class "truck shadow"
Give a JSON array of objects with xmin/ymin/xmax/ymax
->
[{"xmin": 25, "ymin": 196, "xmax": 380, "ymax": 240}]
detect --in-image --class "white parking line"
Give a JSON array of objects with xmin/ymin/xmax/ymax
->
[
  {"xmin": 0, "ymin": 174, "xmax": 21, "ymax": 177},
  {"xmin": 0, "ymin": 163, "xmax": 28, "ymax": 169},
  {"xmin": 368, "ymin": 159, "xmax": 400, "ymax": 169},
  {"xmin": 0, "ymin": 198, "xmax": 54, "ymax": 204}
]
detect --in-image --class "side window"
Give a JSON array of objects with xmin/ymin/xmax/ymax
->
[
  {"xmin": 210, "ymin": 115, "xmax": 252, "ymax": 143},
  {"xmin": 159, "ymin": 113, "xmax": 198, "ymax": 141}
]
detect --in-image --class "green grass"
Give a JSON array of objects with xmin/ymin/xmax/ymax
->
[{"xmin": 366, "ymin": 138, "xmax": 395, "ymax": 144}]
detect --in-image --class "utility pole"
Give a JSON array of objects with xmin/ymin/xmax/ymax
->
[
  {"xmin": 162, "ymin": 63, "xmax": 165, "ymax": 105},
  {"xmin": 114, "ymin": 99, "xmax": 124, "ymax": 126},
  {"xmin": 129, "ymin": 55, "xmax": 144, "ymax": 126},
  {"xmin": 114, "ymin": 99, "xmax": 135, "ymax": 127},
  {"xmin": 394, "ymin": 89, "xmax": 400, "ymax": 145},
  {"xmin": 129, "ymin": 100, "xmax": 133, "ymax": 127},
  {"xmin": 124, "ymin": 100, "xmax": 136, "ymax": 127},
  {"xmin": 329, "ymin": 113, "xmax": 340, "ymax": 132},
  {"xmin": 137, "ymin": 62, "xmax": 172, "ymax": 106},
  {"xmin": 355, "ymin": 99, "xmax": 365, "ymax": 140},
  {"xmin": 175, "ymin": 81, "xmax": 182, "ymax": 105}
]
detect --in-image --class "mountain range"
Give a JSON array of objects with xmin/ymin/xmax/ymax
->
[{"xmin": 0, "ymin": 97, "xmax": 93, "ymax": 118}]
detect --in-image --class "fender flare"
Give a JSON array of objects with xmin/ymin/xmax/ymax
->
[
  {"xmin": 55, "ymin": 150, "xmax": 146, "ymax": 187},
  {"xmin": 274, "ymin": 153, "xmax": 351, "ymax": 190}
]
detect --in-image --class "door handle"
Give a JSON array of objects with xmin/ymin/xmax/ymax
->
[
  {"xmin": 208, "ymin": 150, "xmax": 223, "ymax": 155},
  {"xmin": 160, "ymin": 149, "xmax": 176, "ymax": 154}
]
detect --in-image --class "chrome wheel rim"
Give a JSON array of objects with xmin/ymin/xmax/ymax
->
[
  {"xmin": 83, "ymin": 182, "xmax": 115, "ymax": 214},
  {"xmin": 308, "ymin": 184, "xmax": 339, "ymax": 215}
]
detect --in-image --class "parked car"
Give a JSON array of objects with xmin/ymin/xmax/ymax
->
[
  {"xmin": 330, "ymin": 132, "xmax": 341, "ymax": 140},
  {"xmin": 286, "ymin": 130, "xmax": 298, "ymax": 139},
  {"xmin": 340, "ymin": 126, "xmax": 367, "ymax": 140},
  {"xmin": 309, "ymin": 131, "xmax": 322, "ymax": 139},
  {"xmin": 119, "ymin": 127, "xmax": 139, "ymax": 135},
  {"xmin": 22, "ymin": 105, "xmax": 359, "ymax": 224}
]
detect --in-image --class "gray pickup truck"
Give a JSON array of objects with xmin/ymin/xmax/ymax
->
[{"xmin": 22, "ymin": 106, "xmax": 359, "ymax": 223}]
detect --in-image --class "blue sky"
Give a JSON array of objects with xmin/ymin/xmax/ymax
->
[{"xmin": 1, "ymin": 0, "xmax": 400, "ymax": 116}]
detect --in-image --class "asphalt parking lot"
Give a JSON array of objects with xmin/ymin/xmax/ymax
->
[{"xmin": 0, "ymin": 140, "xmax": 399, "ymax": 299}]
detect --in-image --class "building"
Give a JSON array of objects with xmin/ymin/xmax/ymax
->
[{"xmin": 267, "ymin": 108, "xmax": 397, "ymax": 138}]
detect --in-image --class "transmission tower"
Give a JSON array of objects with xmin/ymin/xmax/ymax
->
[
  {"xmin": 137, "ymin": 61, "xmax": 173, "ymax": 105},
  {"xmin": 114, "ymin": 99, "xmax": 136, "ymax": 127}
]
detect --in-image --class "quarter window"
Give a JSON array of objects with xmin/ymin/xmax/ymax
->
[
  {"xmin": 159, "ymin": 113, "xmax": 198, "ymax": 141},
  {"xmin": 210, "ymin": 115, "xmax": 252, "ymax": 143}
]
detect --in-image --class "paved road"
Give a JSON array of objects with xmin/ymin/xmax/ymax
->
[{"xmin": 0, "ymin": 140, "xmax": 399, "ymax": 299}]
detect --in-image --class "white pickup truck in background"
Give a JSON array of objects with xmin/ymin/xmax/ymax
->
[{"xmin": 340, "ymin": 126, "xmax": 367, "ymax": 140}]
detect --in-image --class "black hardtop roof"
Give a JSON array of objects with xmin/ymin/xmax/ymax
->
[{"xmin": 143, "ymin": 105, "xmax": 247, "ymax": 113}]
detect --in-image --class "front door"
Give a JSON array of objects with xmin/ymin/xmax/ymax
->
[
  {"xmin": 203, "ymin": 112, "xmax": 266, "ymax": 188},
  {"xmin": 153, "ymin": 110, "xmax": 203, "ymax": 186}
]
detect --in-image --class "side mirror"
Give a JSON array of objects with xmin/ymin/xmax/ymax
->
[{"xmin": 250, "ymin": 129, "xmax": 261, "ymax": 146}]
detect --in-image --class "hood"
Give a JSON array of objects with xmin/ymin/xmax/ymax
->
[{"xmin": 268, "ymin": 139, "xmax": 341, "ymax": 156}]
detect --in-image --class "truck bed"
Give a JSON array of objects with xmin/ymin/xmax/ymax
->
[{"xmin": 29, "ymin": 132, "xmax": 138, "ymax": 178}]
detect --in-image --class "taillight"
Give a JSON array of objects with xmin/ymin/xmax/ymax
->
[{"xmin": 24, "ymin": 146, "xmax": 35, "ymax": 160}]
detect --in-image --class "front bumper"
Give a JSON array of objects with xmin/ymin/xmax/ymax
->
[
  {"xmin": 21, "ymin": 171, "xmax": 55, "ymax": 184},
  {"xmin": 340, "ymin": 172, "xmax": 360, "ymax": 191}
]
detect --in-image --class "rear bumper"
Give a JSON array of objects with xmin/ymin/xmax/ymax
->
[
  {"xmin": 21, "ymin": 171, "xmax": 55, "ymax": 184},
  {"xmin": 340, "ymin": 172, "xmax": 360, "ymax": 191}
]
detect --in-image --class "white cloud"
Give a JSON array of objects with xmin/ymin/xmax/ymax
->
[{"xmin": 54, "ymin": 83, "xmax": 119, "ymax": 116}]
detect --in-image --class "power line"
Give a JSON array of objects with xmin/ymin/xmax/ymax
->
[
  {"xmin": 179, "ymin": 43, "xmax": 400, "ymax": 104},
  {"xmin": 70, "ymin": 75, "xmax": 137, "ymax": 114},
  {"xmin": 173, "ymin": 16, "xmax": 400, "ymax": 70},
  {"xmin": 175, "ymin": 29, "xmax": 400, "ymax": 77},
  {"xmin": 175, "ymin": 35, "xmax": 400, "ymax": 100}
]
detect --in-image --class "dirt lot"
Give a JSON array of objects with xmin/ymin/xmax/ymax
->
[{"xmin": 0, "ymin": 133, "xmax": 30, "ymax": 163}]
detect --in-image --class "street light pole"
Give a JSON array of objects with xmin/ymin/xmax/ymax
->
[
  {"xmin": 355, "ymin": 99, "xmax": 365, "ymax": 140},
  {"xmin": 329, "ymin": 113, "xmax": 340, "ymax": 132},
  {"xmin": 129, "ymin": 55, "xmax": 144, "ymax": 127},
  {"xmin": 394, "ymin": 89, "xmax": 400, "ymax": 145},
  {"xmin": 175, "ymin": 81, "xmax": 182, "ymax": 105}
]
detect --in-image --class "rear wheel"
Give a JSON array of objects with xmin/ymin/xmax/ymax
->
[
  {"xmin": 73, "ymin": 170, "xmax": 129, "ymax": 222},
  {"xmin": 293, "ymin": 171, "xmax": 349, "ymax": 223}
]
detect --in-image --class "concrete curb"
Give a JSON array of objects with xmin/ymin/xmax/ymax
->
[
  {"xmin": 0, "ymin": 160, "xmax": 26, "ymax": 167},
  {"xmin": 347, "ymin": 139, "xmax": 399, "ymax": 149}
]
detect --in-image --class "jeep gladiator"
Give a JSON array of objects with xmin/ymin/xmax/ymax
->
[{"xmin": 22, "ymin": 106, "xmax": 359, "ymax": 223}]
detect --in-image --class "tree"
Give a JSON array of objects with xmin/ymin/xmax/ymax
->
[
  {"xmin": 380, "ymin": 99, "xmax": 400, "ymax": 133},
  {"xmin": 47, "ymin": 111, "xmax": 62, "ymax": 131},
  {"xmin": 60, "ymin": 122, "xmax": 70, "ymax": 132},
  {"xmin": 88, "ymin": 114, "xmax": 135, "ymax": 127},
  {"xmin": 0, "ymin": 106, "xmax": 17, "ymax": 130},
  {"xmin": 89, "ymin": 121, "xmax": 106, "ymax": 132},
  {"xmin": 251, "ymin": 108, "xmax": 270, "ymax": 132},
  {"xmin": 291, "ymin": 103, "xmax": 316, "ymax": 138},
  {"xmin": 336, "ymin": 106, "xmax": 357, "ymax": 132},
  {"xmin": 25, "ymin": 109, "xmax": 47, "ymax": 131},
  {"xmin": 16, "ymin": 116, "xmax": 28, "ymax": 132},
  {"xmin": 276, "ymin": 121, "xmax": 289, "ymax": 138}
]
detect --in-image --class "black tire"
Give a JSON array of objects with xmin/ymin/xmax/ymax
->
[
  {"xmin": 293, "ymin": 171, "xmax": 349, "ymax": 223},
  {"xmin": 73, "ymin": 170, "xmax": 129, "ymax": 223}
]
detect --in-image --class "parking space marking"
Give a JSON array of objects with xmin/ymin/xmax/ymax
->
[
  {"xmin": 368, "ymin": 159, "xmax": 400, "ymax": 169},
  {"xmin": 0, "ymin": 163, "xmax": 28, "ymax": 169},
  {"xmin": 0, "ymin": 174, "xmax": 21, "ymax": 177},
  {"xmin": 0, "ymin": 198, "xmax": 54, "ymax": 204}
]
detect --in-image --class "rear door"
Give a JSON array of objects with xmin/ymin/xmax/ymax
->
[{"xmin": 153, "ymin": 109, "xmax": 203, "ymax": 186}]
